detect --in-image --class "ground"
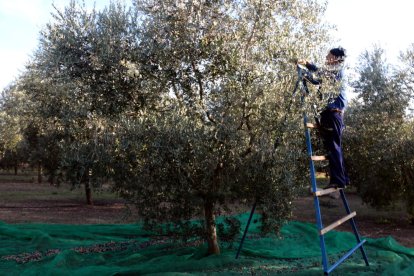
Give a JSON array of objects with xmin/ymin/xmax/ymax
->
[
  {"xmin": 292, "ymin": 192, "xmax": 414, "ymax": 248},
  {"xmin": 0, "ymin": 178, "xmax": 413, "ymax": 248}
]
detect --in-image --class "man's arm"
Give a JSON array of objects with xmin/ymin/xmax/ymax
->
[{"xmin": 297, "ymin": 60, "xmax": 321, "ymax": 85}]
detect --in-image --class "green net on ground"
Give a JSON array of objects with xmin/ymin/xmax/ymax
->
[{"xmin": 1, "ymin": 213, "xmax": 413, "ymax": 275}]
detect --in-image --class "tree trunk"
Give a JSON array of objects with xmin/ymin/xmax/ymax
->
[
  {"xmin": 14, "ymin": 165, "xmax": 18, "ymax": 175},
  {"xmin": 204, "ymin": 199, "xmax": 220, "ymax": 255},
  {"xmin": 404, "ymin": 167, "xmax": 414, "ymax": 224},
  {"xmin": 85, "ymin": 182, "xmax": 93, "ymax": 205},
  {"xmin": 402, "ymin": 165, "xmax": 414, "ymax": 224},
  {"xmin": 37, "ymin": 161, "xmax": 42, "ymax": 183},
  {"xmin": 85, "ymin": 168, "xmax": 93, "ymax": 205}
]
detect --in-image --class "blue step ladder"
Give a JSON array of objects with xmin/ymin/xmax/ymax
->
[
  {"xmin": 304, "ymin": 115, "xmax": 369, "ymax": 274},
  {"xmin": 236, "ymin": 64, "xmax": 369, "ymax": 275}
]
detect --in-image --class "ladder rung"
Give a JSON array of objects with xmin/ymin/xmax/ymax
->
[
  {"xmin": 320, "ymin": 211, "xmax": 356, "ymax": 235},
  {"xmin": 311, "ymin": 155, "xmax": 327, "ymax": 161},
  {"xmin": 314, "ymin": 187, "xmax": 342, "ymax": 197},
  {"xmin": 306, "ymin": 123, "xmax": 334, "ymax": 132}
]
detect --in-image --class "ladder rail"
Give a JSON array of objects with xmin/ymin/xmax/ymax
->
[
  {"xmin": 326, "ymin": 240, "xmax": 367, "ymax": 274},
  {"xmin": 235, "ymin": 201, "xmax": 257, "ymax": 259},
  {"xmin": 305, "ymin": 113, "xmax": 369, "ymax": 274},
  {"xmin": 339, "ymin": 190, "xmax": 370, "ymax": 266},
  {"xmin": 304, "ymin": 114, "xmax": 329, "ymax": 271}
]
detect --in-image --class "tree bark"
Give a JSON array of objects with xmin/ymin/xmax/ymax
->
[
  {"xmin": 37, "ymin": 161, "xmax": 42, "ymax": 184},
  {"xmin": 85, "ymin": 168, "xmax": 93, "ymax": 205},
  {"xmin": 402, "ymin": 166, "xmax": 414, "ymax": 224},
  {"xmin": 85, "ymin": 182, "xmax": 93, "ymax": 205},
  {"xmin": 204, "ymin": 199, "xmax": 220, "ymax": 255}
]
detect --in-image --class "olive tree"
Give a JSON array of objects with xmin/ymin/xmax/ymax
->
[
  {"xmin": 22, "ymin": 0, "xmax": 333, "ymax": 253},
  {"xmin": 345, "ymin": 46, "xmax": 414, "ymax": 222},
  {"xmin": 397, "ymin": 44, "xmax": 414, "ymax": 222},
  {"xmin": 0, "ymin": 83, "xmax": 31, "ymax": 174},
  {"xmin": 23, "ymin": 1, "xmax": 145, "ymax": 204},
  {"xmin": 110, "ymin": 0, "xmax": 332, "ymax": 254}
]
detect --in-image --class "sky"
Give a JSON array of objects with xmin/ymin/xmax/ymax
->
[
  {"xmin": 0, "ymin": 0, "xmax": 116, "ymax": 91},
  {"xmin": 323, "ymin": 0, "xmax": 414, "ymax": 66},
  {"xmin": 1, "ymin": 0, "xmax": 414, "ymax": 91}
]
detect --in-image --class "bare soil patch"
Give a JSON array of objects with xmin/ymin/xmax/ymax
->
[
  {"xmin": 0, "ymin": 182, "xmax": 138, "ymax": 224},
  {"xmin": 292, "ymin": 192, "xmax": 414, "ymax": 248},
  {"xmin": 0, "ymin": 181, "xmax": 413, "ymax": 248}
]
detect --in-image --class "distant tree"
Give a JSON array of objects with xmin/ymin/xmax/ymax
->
[
  {"xmin": 398, "ymin": 44, "xmax": 414, "ymax": 222},
  {"xmin": 0, "ymin": 84, "xmax": 30, "ymax": 174},
  {"xmin": 22, "ymin": 122, "xmax": 63, "ymax": 185},
  {"xmin": 23, "ymin": 1, "xmax": 144, "ymax": 204},
  {"xmin": 345, "ymin": 46, "xmax": 414, "ymax": 222}
]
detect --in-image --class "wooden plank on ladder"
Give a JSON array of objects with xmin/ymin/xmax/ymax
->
[
  {"xmin": 320, "ymin": 212, "xmax": 357, "ymax": 235},
  {"xmin": 311, "ymin": 155, "xmax": 327, "ymax": 161},
  {"xmin": 314, "ymin": 188, "xmax": 342, "ymax": 197}
]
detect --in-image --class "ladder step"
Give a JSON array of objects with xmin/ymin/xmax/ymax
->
[
  {"xmin": 306, "ymin": 122, "xmax": 334, "ymax": 132},
  {"xmin": 320, "ymin": 211, "xmax": 357, "ymax": 235},
  {"xmin": 314, "ymin": 187, "xmax": 342, "ymax": 197},
  {"xmin": 311, "ymin": 155, "xmax": 327, "ymax": 161}
]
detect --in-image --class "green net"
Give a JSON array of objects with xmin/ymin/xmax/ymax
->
[{"xmin": 1, "ymin": 213, "xmax": 413, "ymax": 275}]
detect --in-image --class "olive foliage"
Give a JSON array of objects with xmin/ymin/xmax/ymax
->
[
  {"xmin": 110, "ymin": 0, "xmax": 331, "ymax": 254},
  {"xmin": 7, "ymin": 0, "xmax": 333, "ymax": 254},
  {"xmin": 344, "ymin": 46, "xmax": 414, "ymax": 222}
]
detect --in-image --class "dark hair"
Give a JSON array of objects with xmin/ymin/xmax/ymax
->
[{"xmin": 329, "ymin": 47, "xmax": 346, "ymax": 60}]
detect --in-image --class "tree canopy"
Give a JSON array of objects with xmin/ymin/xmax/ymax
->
[
  {"xmin": 345, "ymin": 46, "xmax": 414, "ymax": 222},
  {"xmin": 11, "ymin": 0, "xmax": 414, "ymax": 255},
  {"xmin": 0, "ymin": 0, "xmax": 333, "ymax": 254}
]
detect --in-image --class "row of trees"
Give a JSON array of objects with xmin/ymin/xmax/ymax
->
[
  {"xmin": 0, "ymin": 0, "xmax": 331, "ymax": 254},
  {"xmin": 0, "ymin": 0, "xmax": 413, "ymax": 254}
]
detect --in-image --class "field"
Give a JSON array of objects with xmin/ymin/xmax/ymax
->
[{"xmin": 0, "ymin": 171, "xmax": 413, "ymax": 248}]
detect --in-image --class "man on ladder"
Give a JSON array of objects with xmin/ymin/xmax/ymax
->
[
  {"xmin": 237, "ymin": 48, "xmax": 369, "ymax": 275},
  {"xmin": 298, "ymin": 47, "xmax": 349, "ymax": 190},
  {"xmin": 298, "ymin": 47, "xmax": 369, "ymax": 274}
]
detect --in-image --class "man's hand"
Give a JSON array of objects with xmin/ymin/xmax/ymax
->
[{"xmin": 296, "ymin": 59, "xmax": 308, "ymax": 65}]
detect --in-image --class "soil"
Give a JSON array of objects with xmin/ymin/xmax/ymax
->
[
  {"xmin": 292, "ymin": 192, "xmax": 414, "ymax": 248},
  {"xmin": 0, "ymin": 182, "xmax": 139, "ymax": 225},
  {"xmin": 0, "ymin": 182, "xmax": 413, "ymax": 248}
]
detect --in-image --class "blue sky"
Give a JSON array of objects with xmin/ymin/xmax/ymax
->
[
  {"xmin": 0, "ymin": 0, "xmax": 117, "ymax": 91},
  {"xmin": 1, "ymin": 0, "xmax": 414, "ymax": 91}
]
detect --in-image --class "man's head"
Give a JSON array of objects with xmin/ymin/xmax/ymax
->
[{"xmin": 326, "ymin": 47, "xmax": 346, "ymax": 65}]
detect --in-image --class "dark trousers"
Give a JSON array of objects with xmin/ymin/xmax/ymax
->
[{"xmin": 320, "ymin": 109, "xmax": 349, "ymax": 187}]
